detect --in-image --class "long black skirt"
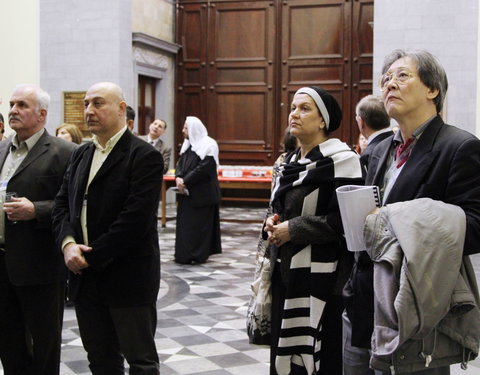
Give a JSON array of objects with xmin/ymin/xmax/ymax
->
[
  {"xmin": 174, "ymin": 198, "xmax": 222, "ymax": 264},
  {"xmin": 270, "ymin": 265, "xmax": 343, "ymax": 375}
]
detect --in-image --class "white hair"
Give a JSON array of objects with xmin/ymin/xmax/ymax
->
[{"xmin": 14, "ymin": 84, "xmax": 51, "ymax": 111}]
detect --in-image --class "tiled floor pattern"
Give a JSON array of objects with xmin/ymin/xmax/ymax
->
[{"xmin": 1, "ymin": 203, "xmax": 479, "ymax": 374}]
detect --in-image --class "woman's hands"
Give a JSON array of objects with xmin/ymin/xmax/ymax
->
[
  {"xmin": 265, "ymin": 214, "xmax": 290, "ymax": 247},
  {"xmin": 176, "ymin": 177, "xmax": 186, "ymax": 194}
]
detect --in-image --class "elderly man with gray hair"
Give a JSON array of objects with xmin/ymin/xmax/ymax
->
[
  {"xmin": 0, "ymin": 84, "xmax": 77, "ymax": 374},
  {"xmin": 355, "ymin": 94, "xmax": 393, "ymax": 170}
]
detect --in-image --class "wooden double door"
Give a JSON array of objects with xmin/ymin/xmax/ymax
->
[{"xmin": 176, "ymin": 0, "xmax": 374, "ymax": 166}]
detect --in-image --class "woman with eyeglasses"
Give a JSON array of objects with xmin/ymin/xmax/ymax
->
[{"xmin": 265, "ymin": 86, "xmax": 364, "ymax": 374}]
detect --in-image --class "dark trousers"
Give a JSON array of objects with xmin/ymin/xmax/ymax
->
[
  {"xmin": 343, "ymin": 311, "xmax": 382, "ymax": 375},
  {"xmin": 270, "ymin": 265, "xmax": 343, "ymax": 375},
  {"xmin": 343, "ymin": 312, "xmax": 450, "ymax": 375},
  {"xmin": 0, "ymin": 254, "xmax": 64, "ymax": 375},
  {"xmin": 75, "ymin": 279, "xmax": 159, "ymax": 375}
]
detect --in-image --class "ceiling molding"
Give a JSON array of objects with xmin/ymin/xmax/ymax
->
[{"xmin": 132, "ymin": 32, "xmax": 181, "ymax": 55}]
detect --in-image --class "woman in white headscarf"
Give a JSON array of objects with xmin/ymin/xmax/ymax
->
[{"xmin": 174, "ymin": 116, "xmax": 222, "ymax": 264}]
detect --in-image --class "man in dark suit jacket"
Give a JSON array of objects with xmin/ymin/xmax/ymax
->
[
  {"xmin": 355, "ymin": 94, "xmax": 393, "ymax": 170},
  {"xmin": 52, "ymin": 82, "xmax": 164, "ymax": 374},
  {"xmin": 343, "ymin": 50, "xmax": 480, "ymax": 375},
  {"xmin": 139, "ymin": 119, "xmax": 172, "ymax": 174},
  {"xmin": 0, "ymin": 84, "xmax": 76, "ymax": 374}
]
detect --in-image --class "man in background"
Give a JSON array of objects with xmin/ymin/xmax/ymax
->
[
  {"xmin": 126, "ymin": 105, "xmax": 135, "ymax": 132},
  {"xmin": 53, "ymin": 82, "xmax": 163, "ymax": 374},
  {"xmin": 140, "ymin": 118, "xmax": 171, "ymax": 173},
  {"xmin": 355, "ymin": 94, "xmax": 392, "ymax": 169},
  {"xmin": 0, "ymin": 84, "xmax": 76, "ymax": 374}
]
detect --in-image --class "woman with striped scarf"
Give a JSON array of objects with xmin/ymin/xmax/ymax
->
[{"xmin": 265, "ymin": 86, "xmax": 364, "ymax": 374}]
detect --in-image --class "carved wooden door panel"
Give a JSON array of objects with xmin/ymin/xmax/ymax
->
[
  {"xmin": 280, "ymin": 0, "xmax": 352, "ymax": 143},
  {"xmin": 351, "ymin": 0, "xmax": 374, "ymax": 145},
  {"xmin": 175, "ymin": 2, "xmax": 208, "ymax": 131},
  {"xmin": 176, "ymin": 0, "xmax": 374, "ymax": 164},
  {"xmin": 207, "ymin": 1, "xmax": 276, "ymax": 165}
]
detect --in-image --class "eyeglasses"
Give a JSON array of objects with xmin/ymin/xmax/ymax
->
[{"xmin": 379, "ymin": 70, "xmax": 414, "ymax": 91}]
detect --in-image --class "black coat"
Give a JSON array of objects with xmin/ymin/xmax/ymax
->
[
  {"xmin": 175, "ymin": 147, "xmax": 220, "ymax": 207},
  {"xmin": 52, "ymin": 130, "xmax": 164, "ymax": 307},
  {"xmin": 360, "ymin": 130, "xmax": 394, "ymax": 170},
  {"xmin": 344, "ymin": 116, "xmax": 480, "ymax": 347}
]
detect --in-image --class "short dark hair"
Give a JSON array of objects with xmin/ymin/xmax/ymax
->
[
  {"xmin": 0, "ymin": 113, "xmax": 3, "ymax": 123},
  {"xmin": 126, "ymin": 106, "xmax": 135, "ymax": 121},
  {"xmin": 381, "ymin": 49, "xmax": 448, "ymax": 114},
  {"xmin": 159, "ymin": 119, "xmax": 167, "ymax": 129},
  {"xmin": 356, "ymin": 95, "xmax": 390, "ymax": 131}
]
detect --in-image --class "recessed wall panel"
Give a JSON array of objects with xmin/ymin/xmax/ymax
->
[{"xmin": 216, "ymin": 93, "xmax": 266, "ymax": 142}]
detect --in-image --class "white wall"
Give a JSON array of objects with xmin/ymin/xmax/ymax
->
[
  {"xmin": 131, "ymin": 0, "xmax": 177, "ymax": 162},
  {"xmin": 374, "ymin": 0, "xmax": 479, "ymax": 135},
  {"xmin": 40, "ymin": 0, "xmax": 133, "ymax": 133},
  {"xmin": 477, "ymin": 2, "xmax": 480, "ymax": 137},
  {"xmin": 132, "ymin": 0, "xmax": 175, "ymax": 43},
  {"xmin": 0, "ymin": 1, "xmax": 40, "ymax": 137}
]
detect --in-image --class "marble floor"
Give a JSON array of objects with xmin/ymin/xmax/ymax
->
[{"xmin": 1, "ymin": 203, "xmax": 479, "ymax": 374}]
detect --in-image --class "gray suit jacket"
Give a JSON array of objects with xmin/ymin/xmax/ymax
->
[
  {"xmin": 0, "ymin": 130, "xmax": 77, "ymax": 285},
  {"xmin": 365, "ymin": 198, "xmax": 480, "ymax": 372},
  {"xmin": 139, "ymin": 135, "xmax": 171, "ymax": 174}
]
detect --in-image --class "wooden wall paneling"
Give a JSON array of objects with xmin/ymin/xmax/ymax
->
[
  {"xmin": 176, "ymin": 0, "xmax": 375, "ymax": 165},
  {"xmin": 175, "ymin": 2, "xmax": 209, "ymax": 151},
  {"xmin": 280, "ymin": 0, "xmax": 352, "ymax": 144},
  {"xmin": 208, "ymin": 1, "xmax": 276, "ymax": 165},
  {"xmin": 351, "ymin": 0, "xmax": 374, "ymax": 146}
]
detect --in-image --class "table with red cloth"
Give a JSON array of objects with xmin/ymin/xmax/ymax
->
[{"xmin": 160, "ymin": 174, "xmax": 272, "ymax": 227}]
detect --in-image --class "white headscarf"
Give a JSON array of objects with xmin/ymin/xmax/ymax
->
[{"xmin": 180, "ymin": 116, "xmax": 220, "ymax": 167}]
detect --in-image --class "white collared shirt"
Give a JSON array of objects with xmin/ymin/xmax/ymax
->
[
  {"xmin": 62, "ymin": 126, "xmax": 127, "ymax": 249},
  {"xmin": 146, "ymin": 135, "xmax": 159, "ymax": 146}
]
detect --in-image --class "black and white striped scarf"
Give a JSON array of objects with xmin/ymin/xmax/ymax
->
[{"xmin": 272, "ymin": 138, "xmax": 363, "ymax": 374}]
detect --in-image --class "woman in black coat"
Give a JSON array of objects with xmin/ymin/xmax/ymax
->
[
  {"xmin": 174, "ymin": 116, "xmax": 222, "ymax": 264},
  {"xmin": 265, "ymin": 87, "xmax": 364, "ymax": 374}
]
